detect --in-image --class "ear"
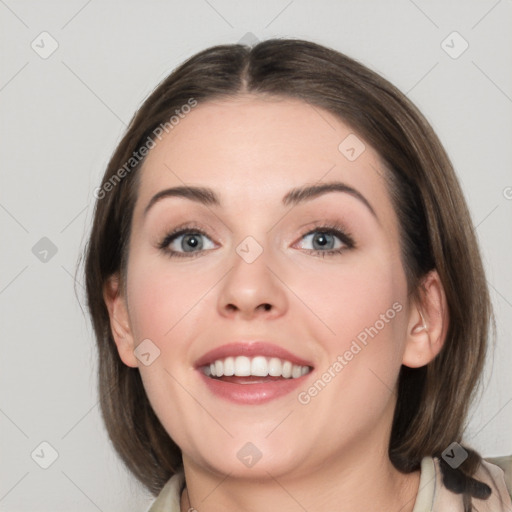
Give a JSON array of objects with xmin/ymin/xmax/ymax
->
[
  {"xmin": 103, "ymin": 273, "xmax": 138, "ymax": 368},
  {"xmin": 402, "ymin": 269, "xmax": 449, "ymax": 368}
]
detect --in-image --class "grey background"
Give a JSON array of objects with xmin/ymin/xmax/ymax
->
[{"xmin": 1, "ymin": 1, "xmax": 511, "ymax": 510}]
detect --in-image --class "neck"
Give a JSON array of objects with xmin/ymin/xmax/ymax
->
[{"xmin": 180, "ymin": 441, "xmax": 420, "ymax": 512}]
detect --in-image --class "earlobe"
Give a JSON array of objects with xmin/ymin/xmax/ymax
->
[
  {"xmin": 103, "ymin": 274, "xmax": 139, "ymax": 368},
  {"xmin": 402, "ymin": 270, "xmax": 449, "ymax": 368}
]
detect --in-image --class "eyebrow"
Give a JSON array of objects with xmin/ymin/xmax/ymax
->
[{"xmin": 143, "ymin": 181, "xmax": 378, "ymax": 220}]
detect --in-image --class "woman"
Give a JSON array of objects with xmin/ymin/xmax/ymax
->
[{"xmin": 84, "ymin": 38, "xmax": 512, "ymax": 511}]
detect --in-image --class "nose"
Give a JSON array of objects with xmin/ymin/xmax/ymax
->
[{"xmin": 217, "ymin": 241, "xmax": 288, "ymax": 321}]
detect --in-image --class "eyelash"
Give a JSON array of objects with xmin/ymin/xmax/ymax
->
[{"xmin": 157, "ymin": 221, "xmax": 356, "ymax": 259}]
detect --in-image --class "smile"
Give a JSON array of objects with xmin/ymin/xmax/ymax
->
[{"xmin": 195, "ymin": 342, "xmax": 314, "ymax": 405}]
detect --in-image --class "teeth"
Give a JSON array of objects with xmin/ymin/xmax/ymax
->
[
  {"xmin": 234, "ymin": 356, "xmax": 251, "ymax": 376},
  {"xmin": 224, "ymin": 356, "xmax": 235, "ymax": 376},
  {"xmin": 282, "ymin": 361, "xmax": 292, "ymax": 379},
  {"xmin": 292, "ymin": 365, "xmax": 302, "ymax": 379},
  {"xmin": 268, "ymin": 357, "xmax": 282, "ymax": 377},
  {"xmin": 251, "ymin": 356, "xmax": 268, "ymax": 377},
  {"xmin": 202, "ymin": 356, "xmax": 311, "ymax": 379}
]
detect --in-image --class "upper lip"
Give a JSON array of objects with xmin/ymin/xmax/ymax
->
[{"xmin": 194, "ymin": 341, "xmax": 314, "ymax": 369}]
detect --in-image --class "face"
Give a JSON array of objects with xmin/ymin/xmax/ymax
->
[{"xmin": 112, "ymin": 95, "xmax": 417, "ymax": 479}]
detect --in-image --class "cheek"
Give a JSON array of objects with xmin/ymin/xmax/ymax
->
[
  {"xmin": 294, "ymin": 250, "xmax": 408, "ymax": 411},
  {"xmin": 126, "ymin": 254, "xmax": 219, "ymax": 347},
  {"xmin": 296, "ymin": 249, "xmax": 407, "ymax": 347},
  {"xmin": 125, "ymin": 256, "xmax": 220, "ymax": 447},
  {"xmin": 294, "ymin": 263, "xmax": 407, "ymax": 443}
]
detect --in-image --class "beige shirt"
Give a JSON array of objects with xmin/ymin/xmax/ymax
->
[{"xmin": 147, "ymin": 456, "xmax": 512, "ymax": 512}]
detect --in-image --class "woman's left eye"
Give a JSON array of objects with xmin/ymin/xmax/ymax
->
[{"xmin": 296, "ymin": 225, "xmax": 355, "ymax": 257}]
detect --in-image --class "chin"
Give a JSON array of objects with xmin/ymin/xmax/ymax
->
[{"xmin": 187, "ymin": 438, "xmax": 306, "ymax": 480}]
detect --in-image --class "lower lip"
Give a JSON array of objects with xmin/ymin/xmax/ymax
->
[{"xmin": 197, "ymin": 370, "xmax": 312, "ymax": 405}]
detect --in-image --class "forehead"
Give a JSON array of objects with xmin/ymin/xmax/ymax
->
[{"xmin": 134, "ymin": 95, "xmax": 395, "ymax": 224}]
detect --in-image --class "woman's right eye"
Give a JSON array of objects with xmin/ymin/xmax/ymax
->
[{"xmin": 158, "ymin": 227, "xmax": 216, "ymax": 258}]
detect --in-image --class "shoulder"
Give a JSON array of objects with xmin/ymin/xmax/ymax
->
[
  {"xmin": 430, "ymin": 454, "xmax": 512, "ymax": 512},
  {"xmin": 413, "ymin": 455, "xmax": 512, "ymax": 512},
  {"xmin": 145, "ymin": 471, "xmax": 185, "ymax": 512},
  {"xmin": 481, "ymin": 455, "xmax": 512, "ymax": 503}
]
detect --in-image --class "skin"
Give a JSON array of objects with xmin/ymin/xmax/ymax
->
[{"xmin": 104, "ymin": 95, "xmax": 448, "ymax": 512}]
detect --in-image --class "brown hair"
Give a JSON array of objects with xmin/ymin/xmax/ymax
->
[{"xmin": 83, "ymin": 38, "xmax": 495, "ymax": 510}]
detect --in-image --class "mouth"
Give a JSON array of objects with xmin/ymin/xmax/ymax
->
[{"xmin": 195, "ymin": 342, "xmax": 314, "ymax": 405}]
